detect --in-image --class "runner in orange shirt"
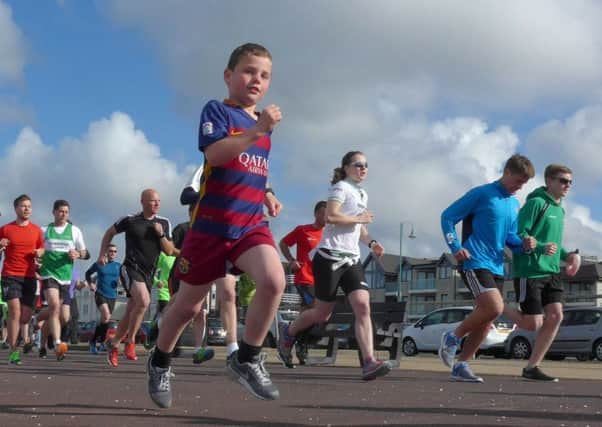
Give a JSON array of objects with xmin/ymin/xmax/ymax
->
[
  {"xmin": 0, "ymin": 195, "xmax": 44, "ymax": 365},
  {"xmin": 279, "ymin": 200, "xmax": 326, "ymax": 365}
]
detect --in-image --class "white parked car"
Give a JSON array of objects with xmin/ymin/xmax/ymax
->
[{"xmin": 402, "ymin": 306, "xmax": 513, "ymax": 357}]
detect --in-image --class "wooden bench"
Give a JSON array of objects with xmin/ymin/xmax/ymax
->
[{"xmin": 303, "ymin": 301, "xmax": 406, "ymax": 367}]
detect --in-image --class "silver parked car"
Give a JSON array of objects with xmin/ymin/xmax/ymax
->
[
  {"xmin": 402, "ymin": 306, "xmax": 513, "ymax": 357},
  {"xmin": 505, "ymin": 307, "xmax": 602, "ymax": 361}
]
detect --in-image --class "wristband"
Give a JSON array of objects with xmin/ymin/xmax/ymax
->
[
  {"xmin": 368, "ymin": 239, "xmax": 378, "ymax": 249},
  {"xmin": 265, "ymin": 187, "xmax": 275, "ymax": 196},
  {"xmin": 158, "ymin": 234, "xmax": 165, "ymax": 239}
]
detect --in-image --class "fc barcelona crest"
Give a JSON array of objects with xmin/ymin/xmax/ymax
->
[{"xmin": 178, "ymin": 258, "xmax": 190, "ymax": 275}]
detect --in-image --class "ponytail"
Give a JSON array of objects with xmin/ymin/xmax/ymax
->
[
  {"xmin": 331, "ymin": 150, "xmax": 363, "ymax": 185},
  {"xmin": 331, "ymin": 167, "xmax": 346, "ymax": 185}
]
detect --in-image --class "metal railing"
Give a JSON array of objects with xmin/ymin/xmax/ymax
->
[
  {"xmin": 407, "ymin": 302, "xmax": 438, "ymax": 316},
  {"xmin": 409, "ymin": 279, "xmax": 437, "ymax": 291}
]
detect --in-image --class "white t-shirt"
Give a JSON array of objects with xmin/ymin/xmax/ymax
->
[{"xmin": 318, "ymin": 179, "xmax": 368, "ymax": 256}]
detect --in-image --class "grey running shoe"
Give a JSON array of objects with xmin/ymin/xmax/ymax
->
[
  {"xmin": 451, "ymin": 361, "xmax": 484, "ymax": 383},
  {"xmin": 276, "ymin": 323, "xmax": 295, "ymax": 369},
  {"xmin": 522, "ymin": 366, "xmax": 558, "ymax": 382},
  {"xmin": 146, "ymin": 349, "xmax": 174, "ymax": 408},
  {"xmin": 227, "ymin": 351, "xmax": 280, "ymax": 400},
  {"xmin": 362, "ymin": 359, "xmax": 393, "ymax": 381},
  {"xmin": 439, "ymin": 331, "xmax": 459, "ymax": 368},
  {"xmin": 295, "ymin": 340, "xmax": 308, "ymax": 365},
  {"xmin": 192, "ymin": 347, "xmax": 215, "ymax": 364}
]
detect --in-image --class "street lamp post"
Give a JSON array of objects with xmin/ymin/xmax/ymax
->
[{"xmin": 398, "ymin": 222, "xmax": 416, "ymax": 302}]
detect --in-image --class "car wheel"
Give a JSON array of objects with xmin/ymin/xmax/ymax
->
[
  {"xmin": 402, "ymin": 338, "xmax": 418, "ymax": 356},
  {"xmin": 510, "ymin": 337, "xmax": 531, "ymax": 359},
  {"xmin": 576, "ymin": 354, "xmax": 591, "ymax": 362},
  {"xmin": 594, "ymin": 339, "xmax": 602, "ymax": 361}
]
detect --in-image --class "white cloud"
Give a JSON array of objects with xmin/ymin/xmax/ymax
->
[
  {"xmin": 563, "ymin": 205, "xmax": 602, "ymax": 258},
  {"xmin": 97, "ymin": 1, "xmax": 602, "ymax": 260},
  {"xmin": 0, "ymin": 112, "xmax": 195, "ymax": 264},
  {"xmin": 0, "ymin": 0, "xmax": 27, "ymax": 83},
  {"xmin": 105, "ymin": 0, "xmax": 602, "ymax": 116},
  {"xmin": 526, "ymin": 105, "xmax": 602, "ymax": 193}
]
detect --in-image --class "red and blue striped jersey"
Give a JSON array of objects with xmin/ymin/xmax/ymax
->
[{"xmin": 192, "ymin": 99, "xmax": 270, "ymax": 239}]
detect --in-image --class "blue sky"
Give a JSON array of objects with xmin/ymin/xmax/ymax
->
[
  {"xmin": 1, "ymin": 1, "xmax": 195, "ymax": 167},
  {"xmin": 1, "ymin": 0, "xmax": 602, "ymax": 264}
]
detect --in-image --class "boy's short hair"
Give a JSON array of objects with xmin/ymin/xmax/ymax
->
[
  {"xmin": 13, "ymin": 194, "xmax": 31, "ymax": 208},
  {"xmin": 227, "ymin": 43, "xmax": 272, "ymax": 71},
  {"xmin": 504, "ymin": 154, "xmax": 535, "ymax": 178},
  {"xmin": 314, "ymin": 201, "xmax": 327, "ymax": 214},
  {"xmin": 544, "ymin": 164, "xmax": 572, "ymax": 180},
  {"xmin": 53, "ymin": 199, "xmax": 70, "ymax": 211}
]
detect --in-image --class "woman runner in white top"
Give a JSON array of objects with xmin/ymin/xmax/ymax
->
[{"xmin": 277, "ymin": 151, "xmax": 393, "ymax": 380}]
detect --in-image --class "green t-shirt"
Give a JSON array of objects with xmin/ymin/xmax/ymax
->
[
  {"xmin": 154, "ymin": 252, "xmax": 175, "ymax": 301},
  {"xmin": 237, "ymin": 274, "xmax": 256, "ymax": 307},
  {"xmin": 513, "ymin": 186, "xmax": 569, "ymax": 278}
]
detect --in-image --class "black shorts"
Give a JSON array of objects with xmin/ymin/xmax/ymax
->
[
  {"xmin": 460, "ymin": 269, "xmax": 504, "ymax": 299},
  {"xmin": 514, "ymin": 275, "xmax": 563, "ymax": 315},
  {"xmin": 94, "ymin": 292, "xmax": 116, "ymax": 313},
  {"xmin": 120, "ymin": 263, "xmax": 152, "ymax": 297},
  {"xmin": 169, "ymin": 276, "xmax": 180, "ymax": 296},
  {"xmin": 42, "ymin": 278, "xmax": 72, "ymax": 305},
  {"xmin": 294, "ymin": 283, "xmax": 315, "ymax": 308},
  {"xmin": 1, "ymin": 276, "xmax": 37, "ymax": 309},
  {"xmin": 157, "ymin": 299, "xmax": 169, "ymax": 313},
  {"xmin": 312, "ymin": 251, "xmax": 368, "ymax": 302}
]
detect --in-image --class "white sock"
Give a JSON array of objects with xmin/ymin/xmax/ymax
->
[
  {"xmin": 54, "ymin": 340, "xmax": 61, "ymax": 346},
  {"xmin": 227, "ymin": 342, "xmax": 239, "ymax": 356},
  {"xmin": 194, "ymin": 346, "xmax": 204, "ymax": 353}
]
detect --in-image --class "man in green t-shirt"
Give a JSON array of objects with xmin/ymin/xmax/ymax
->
[
  {"xmin": 37, "ymin": 200, "xmax": 89, "ymax": 361},
  {"xmin": 504, "ymin": 164, "xmax": 581, "ymax": 382},
  {"xmin": 154, "ymin": 252, "xmax": 175, "ymax": 313}
]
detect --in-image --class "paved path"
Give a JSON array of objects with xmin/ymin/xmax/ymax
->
[{"xmin": 1, "ymin": 347, "xmax": 601, "ymax": 426}]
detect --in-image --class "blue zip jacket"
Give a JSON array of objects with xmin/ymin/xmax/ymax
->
[
  {"xmin": 85, "ymin": 261, "xmax": 121, "ymax": 299},
  {"xmin": 441, "ymin": 181, "xmax": 524, "ymax": 276}
]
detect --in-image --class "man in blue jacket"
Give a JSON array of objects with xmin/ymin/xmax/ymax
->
[
  {"xmin": 440, "ymin": 154, "xmax": 536, "ymax": 382},
  {"xmin": 85, "ymin": 244, "xmax": 121, "ymax": 353}
]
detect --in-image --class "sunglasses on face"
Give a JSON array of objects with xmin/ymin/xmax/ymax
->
[
  {"xmin": 555, "ymin": 177, "xmax": 573, "ymax": 185},
  {"xmin": 108, "ymin": 250, "xmax": 117, "ymax": 253},
  {"xmin": 351, "ymin": 161, "xmax": 368, "ymax": 169}
]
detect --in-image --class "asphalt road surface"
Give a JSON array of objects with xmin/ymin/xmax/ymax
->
[{"xmin": 1, "ymin": 347, "xmax": 601, "ymax": 426}]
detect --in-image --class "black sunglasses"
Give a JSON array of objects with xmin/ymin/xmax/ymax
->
[
  {"xmin": 351, "ymin": 161, "xmax": 368, "ymax": 169},
  {"xmin": 555, "ymin": 177, "xmax": 572, "ymax": 185}
]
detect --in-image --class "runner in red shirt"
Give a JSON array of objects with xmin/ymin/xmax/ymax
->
[
  {"xmin": 0, "ymin": 195, "xmax": 44, "ymax": 365},
  {"xmin": 279, "ymin": 200, "xmax": 327, "ymax": 365}
]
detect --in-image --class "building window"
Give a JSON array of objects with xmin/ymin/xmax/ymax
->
[
  {"xmin": 417, "ymin": 270, "xmax": 435, "ymax": 280},
  {"xmin": 439, "ymin": 265, "xmax": 451, "ymax": 279}
]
